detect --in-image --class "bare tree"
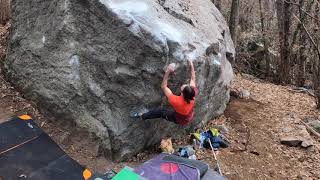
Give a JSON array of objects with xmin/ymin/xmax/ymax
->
[
  {"xmin": 259, "ymin": 0, "xmax": 272, "ymax": 78},
  {"xmin": 313, "ymin": 3, "xmax": 320, "ymax": 108},
  {"xmin": 276, "ymin": 0, "xmax": 292, "ymax": 84},
  {"xmin": 288, "ymin": 0, "xmax": 315, "ymax": 86},
  {"xmin": 294, "ymin": 8, "xmax": 320, "ymax": 108},
  {"xmin": 296, "ymin": 0, "xmax": 307, "ymax": 87},
  {"xmin": 0, "ymin": 0, "xmax": 11, "ymax": 24},
  {"xmin": 229, "ymin": 0, "xmax": 240, "ymax": 46},
  {"xmin": 219, "ymin": 0, "xmax": 320, "ymax": 107}
]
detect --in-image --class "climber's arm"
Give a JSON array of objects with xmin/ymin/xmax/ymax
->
[
  {"xmin": 161, "ymin": 64, "xmax": 174, "ymax": 98},
  {"xmin": 188, "ymin": 59, "xmax": 196, "ymax": 87}
]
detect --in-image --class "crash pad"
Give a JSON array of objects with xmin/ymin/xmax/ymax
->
[
  {"xmin": 112, "ymin": 167, "xmax": 142, "ymax": 180},
  {"xmin": 0, "ymin": 116, "xmax": 85, "ymax": 180}
]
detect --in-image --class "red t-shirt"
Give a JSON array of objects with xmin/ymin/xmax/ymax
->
[{"xmin": 168, "ymin": 86, "xmax": 199, "ymax": 125}]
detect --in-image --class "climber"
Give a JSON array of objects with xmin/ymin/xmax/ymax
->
[{"xmin": 131, "ymin": 59, "xmax": 198, "ymax": 126}]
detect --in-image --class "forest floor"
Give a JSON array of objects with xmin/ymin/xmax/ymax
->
[
  {"xmin": 1, "ymin": 22, "xmax": 320, "ymax": 179},
  {"xmin": 219, "ymin": 75, "xmax": 320, "ymax": 179}
]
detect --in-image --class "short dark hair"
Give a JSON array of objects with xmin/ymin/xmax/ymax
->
[{"xmin": 182, "ymin": 86, "xmax": 195, "ymax": 104}]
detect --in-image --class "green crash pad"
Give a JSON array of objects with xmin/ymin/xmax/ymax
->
[{"xmin": 112, "ymin": 167, "xmax": 140, "ymax": 180}]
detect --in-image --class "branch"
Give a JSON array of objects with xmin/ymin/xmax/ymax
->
[
  {"xmin": 291, "ymin": 0, "xmax": 315, "ymax": 48},
  {"xmin": 288, "ymin": 87, "xmax": 315, "ymax": 97},
  {"xmin": 285, "ymin": 0, "xmax": 320, "ymax": 22},
  {"xmin": 301, "ymin": 121, "xmax": 320, "ymax": 138},
  {"xmin": 293, "ymin": 14, "xmax": 320, "ymax": 59}
]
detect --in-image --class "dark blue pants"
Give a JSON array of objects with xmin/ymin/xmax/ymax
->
[{"xmin": 142, "ymin": 108, "xmax": 177, "ymax": 123}]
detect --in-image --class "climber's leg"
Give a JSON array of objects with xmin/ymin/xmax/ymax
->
[{"xmin": 142, "ymin": 108, "xmax": 176, "ymax": 122}]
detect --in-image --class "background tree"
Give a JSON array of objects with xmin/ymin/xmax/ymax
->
[
  {"xmin": 276, "ymin": 0, "xmax": 292, "ymax": 84},
  {"xmin": 259, "ymin": 0, "xmax": 272, "ymax": 78},
  {"xmin": 0, "ymin": 0, "xmax": 11, "ymax": 24},
  {"xmin": 312, "ymin": 2, "xmax": 320, "ymax": 108},
  {"xmin": 229, "ymin": 0, "xmax": 240, "ymax": 46},
  {"xmin": 218, "ymin": 0, "xmax": 320, "ymax": 108}
]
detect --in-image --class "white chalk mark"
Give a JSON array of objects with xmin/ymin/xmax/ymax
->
[
  {"xmin": 88, "ymin": 80, "xmax": 104, "ymax": 97},
  {"xmin": 213, "ymin": 56, "xmax": 221, "ymax": 66},
  {"xmin": 155, "ymin": 22, "xmax": 182, "ymax": 42},
  {"xmin": 107, "ymin": 1, "xmax": 148, "ymax": 15},
  {"xmin": 99, "ymin": 0, "xmax": 186, "ymax": 59},
  {"xmin": 69, "ymin": 55, "xmax": 80, "ymax": 81}
]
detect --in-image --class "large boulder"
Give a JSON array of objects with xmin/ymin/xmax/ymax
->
[{"xmin": 4, "ymin": 0, "xmax": 234, "ymax": 160}]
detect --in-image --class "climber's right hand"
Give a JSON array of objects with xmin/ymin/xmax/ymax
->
[
  {"xmin": 187, "ymin": 59, "xmax": 194, "ymax": 66},
  {"xmin": 166, "ymin": 63, "xmax": 175, "ymax": 73}
]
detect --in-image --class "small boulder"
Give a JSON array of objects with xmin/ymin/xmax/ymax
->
[
  {"xmin": 230, "ymin": 89, "xmax": 251, "ymax": 99},
  {"xmin": 239, "ymin": 89, "xmax": 250, "ymax": 99},
  {"xmin": 301, "ymin": 140, "xmax": 313, "ymax": 148},
  {"xmin": 280, "ymin": 136, "xmax": 302, "ymax": 147},
  {"xmin": 280, "ymin": 123, "xmax": 314, "ymax": 148}
]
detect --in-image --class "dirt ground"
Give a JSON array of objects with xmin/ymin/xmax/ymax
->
[
  {"xmin": 1, "ymin": 23, "xmax": 320, "ymax": 179},
  {"xmin": 219, "ymin": 75, "xmax": 320, "ymax": 180}
]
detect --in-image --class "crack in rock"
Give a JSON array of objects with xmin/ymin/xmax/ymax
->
[{"xmin": 158, "ymin": 0, "xmax": 195, "ymax": 27}]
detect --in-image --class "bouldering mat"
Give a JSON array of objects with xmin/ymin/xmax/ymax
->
[
  {"xmin": 0, "ymin": 116, "xmax": 42, "ymax": 153},
  {"xmin": 111, "ymin": 167, "xmax": 141, "ymax": 180},
  {"xmin": 134, "ymin": 153, "xmax": 200, "ymax": 180},
  {"xmin": 0, "ymin": 115, "xmax": 85, "ymax": 180}
]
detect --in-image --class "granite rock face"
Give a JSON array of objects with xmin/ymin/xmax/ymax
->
[{"xmin": 5, "ymin": 0, "xmax": 234, "ymax": 160}]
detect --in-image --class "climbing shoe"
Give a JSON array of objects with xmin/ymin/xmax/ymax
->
[{"xmin": 130, "ymin": 112, "xmax": 142, "ymax": 119}]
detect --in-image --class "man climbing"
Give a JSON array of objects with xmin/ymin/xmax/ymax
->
[{"xmin": 132, "ymin": 59, "xmax": 198, "ymax": 126}]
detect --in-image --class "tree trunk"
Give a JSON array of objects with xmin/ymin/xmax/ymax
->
[
  {"xmin": 259, "ymin": 0, "xmax": 271, "ymax": 78},
  {"xmin": 276, "ymin": 0, "xmax": 292, "ymax": 84},
  {"xmin": 297, "ymin": 0, "xmax": 307, "ymax": 87},
  {"xmin": 314, "ymin": 3, "xmax": 320, "ymax": 108},
  {"xmin": 297, "ymin": 33, "xmax": 307, "ymax": 87},
  {"xmin": 291, "ymin": 0, "xmax": 314, "ymax": 50},
  {"xmin": 314, "ymin": 52, "xmax": 320, "ymax": 108},
  {"xmin": 229, "ymin": 0, "xmax": 240, "ymax": 46},
  {"xmin": 0, "ymin": 0, "xmax": 11, "ymax": 24}
]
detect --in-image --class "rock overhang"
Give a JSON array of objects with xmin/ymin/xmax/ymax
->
[{"xmin": 98, "ymin": 0, "xmax": 232, "ymax": 62}]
